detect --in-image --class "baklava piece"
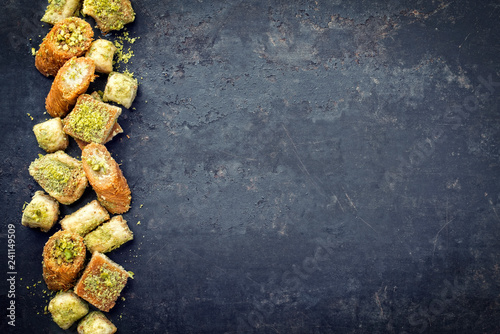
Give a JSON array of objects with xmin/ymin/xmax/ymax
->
[
  {"xmin": 84, "ymin": 215, "xmax": 133, "ymax": 253},
  {"xmin": 43, "ymin": 230, "xmax": 86, "ymax": 291},
  {"xmin": 48, "ymin": 290, "xmax": 89, "ymax": 329},
  {"xmin": 74, "ymin": 252, "xmax": 131, "ymax": 312},
  {"xmin": 45, "ymin": 57, "xmax": 96, "ymax": 118},
  {"xmin": 29, "ymin": 151, "xmax": 88, "ymax": 205},
  {"xmin": 82, "ymin": 0, "xmax": 135, "ymax": 33},
  {"xmin": 73, "ymin": 91, "xmax": 124, "ymax": 149},
  {"xmin": 33, "ymin": 118, "xmax": 69, "ymax": 153},
  {"xmin": 36, "ymin": 17, "xmax": 93, "ymax": 77},
  {"xmin": 103, "ymin": 71, "xmax": 138, "ymax": 109},
  {"xmin": 82, "ymin": 143, "xmax": 131, "ymax": 214},
  {"xmin": 21, "ymin": 191, "xmax": 59, "ymax": 232},
  {"xmin": 77, "ymin": 311, "xmax": 117, "ymax": 334},
  {"xmin": 41, "ymin": 0, "xmax": 82, "ymax": 25},
  {"xmin": 63, "ymin": 94, "xmax": 122, "ymax": 144},
  {"xmin": 86, "ymin": 39, "xmax": 117, "ymax": 74},
  {"xmin": 60, "ymin": 200, "xmax": 110, "ymax": 236}
]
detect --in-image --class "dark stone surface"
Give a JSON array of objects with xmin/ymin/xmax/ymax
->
[{"xmin": 1, "ymin": 0, "xmax": 500, "ymax": 333}]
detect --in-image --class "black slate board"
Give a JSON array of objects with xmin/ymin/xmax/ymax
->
[{"xmin": 1, "ymin": 0, "xmax": 500, "ymax": 333}]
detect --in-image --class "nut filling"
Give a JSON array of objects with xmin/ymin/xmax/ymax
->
[
  {"xmin": 52, "ymin": 234, "xmax": 84, "ymax": 265},
  {"xmin": 54, "ymin": 21, "xmax": 89, "ymax": 51}
]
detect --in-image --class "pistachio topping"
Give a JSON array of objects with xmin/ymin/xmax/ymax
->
[
  {"xmin": 26, "ymin": 205, "xmax": 48, "ymax": 222},
  {"xmin": 83, "ymin": 0, "xmax": 135, "ymax": 33},
  {"xmin": 30, "ymin": 156, "xmax": 73, "ymax": 193},
  {"xmin": 83, "ymin": 264, "xmax": 126, "ymax": 302},
  {"xmin": 85, "ymin": 0, "xmax": 134, "ymax": 31},
  {"xmin": 86, "ymin": 157, "xmax": 107, "ymax": 172},
  {"xmin": 54, "ymin": 20, "xmax": 88, "ymax": 50},
  {"xmin": 48, "ymin": 0, "xmax": 66, "ymax": 11},
  {"xmin": 66, "ymin": 100, "xmax": 110, "ymax": 143},
  {"xmin": 22, "ymin": 191, "xmax": 59, "ymax": 232},
  {"xmin": 52, "ymin": 234, "xmax": 83, "ymax": 265}
]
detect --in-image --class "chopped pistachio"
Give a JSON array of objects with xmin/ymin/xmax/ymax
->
[
  {"xmin": 52, "ymin": 233, "xmax": 83, "ymax": 264},
  {"xmin": 52, "ymin": 19, "xmax": 89, "ymax": 50},
  {"xmin": 30, "ymin": 157, "xmax": 72, "ymax": 193},
  {"xmin": 65, "ymin": 100, "xmax": 109, "ymax": 143}
]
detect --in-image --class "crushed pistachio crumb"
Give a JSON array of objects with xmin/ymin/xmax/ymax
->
[
  {"xmin": 52, "ymin": 234, "xmax": 83, "ymax": 265},
  {"xmin": 53, "ymin": 19, "xmax": 88, "ymax": 50},
  {"xmin": 66, "ymin": 100, "xmax": 109, "ymax": 143},
  {"xmin": 86, "ymin": 157, "xmax": 107, "ymax": 172},
  {"xmin": 83, "ymin": 264, "xmax": 127, "ymax": 302},
  {"xmin": 24, "ymin": 203, "xmax": 48, "ymax": 223},
  {"xmin": 113, "ymin": 31, "xmax": 139, "ymax": 68},
  {"xmin": 122, "ymin": 69, "xmax": 134, "ymax": 78},
  {"xmin": 30, "ymin": 156, "xmax": 74, "ymax": 193}
]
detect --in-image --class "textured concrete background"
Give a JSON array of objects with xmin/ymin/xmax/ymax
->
[{"xmin": 1, "ymin": 0, "xmax": 500, "ymax": 333}]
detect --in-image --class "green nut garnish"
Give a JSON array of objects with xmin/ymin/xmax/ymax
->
[{"xmin": 53, "ymin": 235, "xmax": 81, "ymax": 264}]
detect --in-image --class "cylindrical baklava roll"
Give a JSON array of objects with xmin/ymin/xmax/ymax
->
[
  {"xmin": 43, "ymin": 230, "xmax": 86, "ymax": 291},
  {"xmin": 45, "ymin": 57, "xmax": 96, "ymax": 118},
  {"xmin": 82, "ymin": 143, "xmax": 131, "ymax": 214},
  {"xmin": 35, "ymin": 17, "xmax": 93, "ymax": 77}
]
